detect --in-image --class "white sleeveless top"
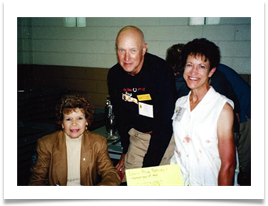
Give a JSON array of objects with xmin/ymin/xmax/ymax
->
[{"xmin": 170, "ymin": 87, "xmax": 234, "ymax": 186}]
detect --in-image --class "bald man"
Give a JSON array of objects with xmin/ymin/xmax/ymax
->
[{"xmin": 107, "ymin": 26, "xmax": 177, "ymax": 182}]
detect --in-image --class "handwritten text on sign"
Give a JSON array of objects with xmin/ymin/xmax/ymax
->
[{"xmin": 125, "ymin": 164, "xmax": 184, "ymax": 186}]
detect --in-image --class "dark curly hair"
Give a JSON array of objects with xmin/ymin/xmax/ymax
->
[
  {"xmin": 182, "ymin": 38, "xmax": 220, "ymax": 70},
  {"xmin": 166, "ymin": 43, "xmax": 185, "ymax": 75},
  {"xmin": 55, "ymin": 94, "xmax": 94, "ymax": 129}
]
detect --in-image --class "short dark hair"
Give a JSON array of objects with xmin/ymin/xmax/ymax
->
[
  {"xmin": 166, "ymin": 43, "xmax": 185, "ymax": 74},
  {"xmin": 182, "ymin": 38, "xmax": 220, "ymax": 70}
]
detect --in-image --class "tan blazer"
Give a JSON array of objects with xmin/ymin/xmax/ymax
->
[{"xmin": 29, "ymin": 130, "xmax": 120, "ymax": 186}]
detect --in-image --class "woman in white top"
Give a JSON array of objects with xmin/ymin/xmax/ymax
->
[{"xmin": 171, "ymin": 38, "xmax": 236, "ymax": 186}]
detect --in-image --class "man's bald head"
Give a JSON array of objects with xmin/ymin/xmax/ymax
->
[{"xmin": 116, "ymin": 26, "xmax": 145, "ymax": 48}]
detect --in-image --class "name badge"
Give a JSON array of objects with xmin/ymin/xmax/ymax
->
[
  {"xmin": 138, "ymin": 102, "xmax": 153, "ymax": 118},
  {"xmin": 172, "ymin": 107, "xmax": 185, "ymax": 122},
  {"xmin": 137, "ymin": 94, "xmax": 152, "ymax": 101}
]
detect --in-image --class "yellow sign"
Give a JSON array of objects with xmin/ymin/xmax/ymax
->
[
  {"xmin": 125, "ymin": 164, "xmax": 184, "ymax": 186},
  {"xmin": 137, "ymin": 94, "xmax": 152, "ymax": 101}
]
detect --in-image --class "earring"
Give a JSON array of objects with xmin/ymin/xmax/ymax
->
[{"xmin": 208, "ymin": 78, "xmax": 211, "ymax": 85}]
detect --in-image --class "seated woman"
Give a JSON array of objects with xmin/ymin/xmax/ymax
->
[{"xmin": 29, "ymin": 94, "xmax": 121, "ymax": 186}]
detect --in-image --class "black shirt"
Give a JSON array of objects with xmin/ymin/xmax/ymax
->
[{"xmin": 107, "ymin": 53, "xmax": 176, "ymax": 167}]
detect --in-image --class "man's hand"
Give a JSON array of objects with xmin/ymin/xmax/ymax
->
[{"xmin": 116, "ymin": 153, "xmax": 126, "ymax": 181}]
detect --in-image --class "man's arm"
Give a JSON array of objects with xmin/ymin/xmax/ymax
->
[{"xmin": 142, "ymin": 64, "xmax": 176, "ymax": 167}]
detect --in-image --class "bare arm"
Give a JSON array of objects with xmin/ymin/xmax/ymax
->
[{"xmin": 217, "ymin": 103, "xmax": 236, "ymax": 186}]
